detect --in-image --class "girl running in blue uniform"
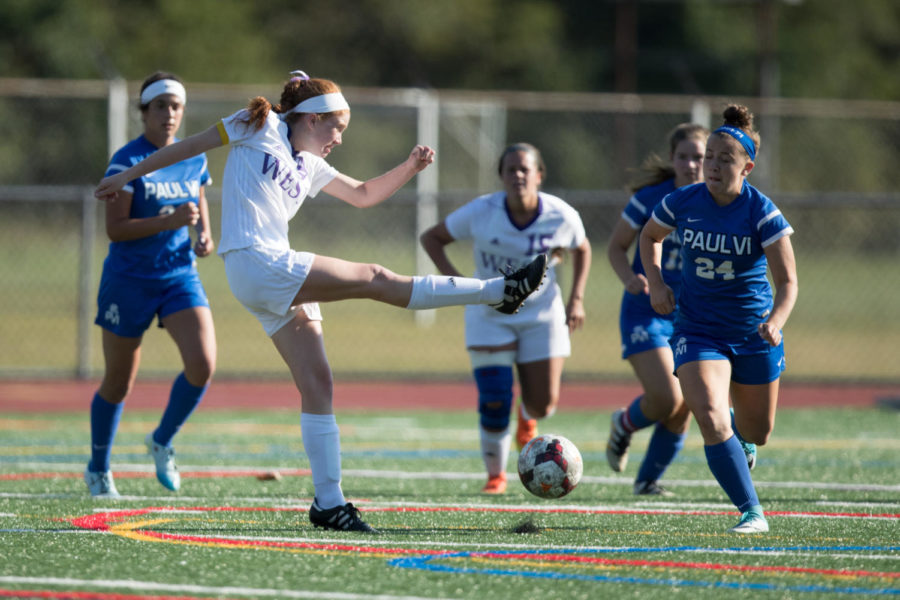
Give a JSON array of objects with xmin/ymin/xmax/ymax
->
[
  {"xmin": 605, "ymin": 123, "xmax": 706, "ymax": 496},
  {"xmin": 94, "ymin": 71, "xmax": 547, "ymax": 531},
  {"xmin": 421, "ymin": 143, "xmax": 591, "ymax": 495},
  {"xmin": 640, "ymin": 105, "xmax": 798, "ymax": 533},
  {"xmin": 85, "ymin": 72, "xmax": 216, "ymax": 498}
]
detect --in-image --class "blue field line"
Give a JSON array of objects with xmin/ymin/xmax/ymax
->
[{"xmin": 389, "ymin": 546, "xmax": 900, "ymax": 595}]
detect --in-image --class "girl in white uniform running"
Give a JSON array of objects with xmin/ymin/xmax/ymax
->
[
  {"xmin": 421, "ymin": 143, "xmax": 591, "ymax": 494},
  {"xmin": 95, "ymin": 71, "xmax": 547, "ymax": 532}
]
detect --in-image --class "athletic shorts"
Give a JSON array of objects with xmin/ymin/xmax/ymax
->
[
  {"xmin": 463, "ymin": 296, "xmax": 570, "ymax": 364},
  {"xmin": 619, "ymin": 298, "xmax": 675, "ymax": 359},
  {"xmin": 95, "ymin": 268, "xmax": 209, "ymax": 338},
  {"xmin": 670, "ymin": 329, "xmax": 786, "ymax": 385},
  {"xmin": 223, "ymin": 247, "xmax": 322, "ymax": 337}
]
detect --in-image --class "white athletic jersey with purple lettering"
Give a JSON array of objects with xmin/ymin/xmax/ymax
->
[
  {"xmin": 651, "ymin": 181, "xmax": 793, "ymax": 339},
  {"xmin": 445, "ymin": 191, "xmax": 586, "ymax": 321},
  {"xmin": 216, "ymin": 109, "xmax": 338, "ymax": 254}
]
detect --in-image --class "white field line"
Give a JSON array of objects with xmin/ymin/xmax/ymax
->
[
  {"xmin": 5, "ymin": 462, "xmax": 900, "ymax": 493},
  {"xmin": 0, "ymin": 577, "xmax": 453, "ymax": 600}
]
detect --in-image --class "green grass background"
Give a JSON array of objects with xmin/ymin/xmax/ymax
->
[{"xmin": 1, "ymin": 405, "xmax": 898, "ymax": 599}]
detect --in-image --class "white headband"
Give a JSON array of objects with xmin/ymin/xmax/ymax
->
[
  {"xmin": 281, "ymin": 92, "xmax": 350, "ymax": 118},
  {"xmin": 140, "ymin": 79, "xmax": 186, "ymax": 105}
]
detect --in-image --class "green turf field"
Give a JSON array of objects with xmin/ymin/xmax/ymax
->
[{"xmin": 1, "ymin": 406, "xmax": 898, "ymax": 599}]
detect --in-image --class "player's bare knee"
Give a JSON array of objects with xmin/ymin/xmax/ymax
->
[
  {"xmin": 526, "ymin": 397, "xmax": 557, "ymax": 420},
  {"xmin": 98, "ymin": 381, "xmax": 130, "ymax": 404},
  {"xmin": 184, "ymin": 361, "xmax": 214, "ymax": 387},
  {"xmin": 747, "ymin": 425, "xmax": 773, "ymax": 446}
]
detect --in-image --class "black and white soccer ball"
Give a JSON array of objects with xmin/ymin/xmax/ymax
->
[{"xmin": 517, "ymin": 433, "xmax": 583, "ymax": 499}]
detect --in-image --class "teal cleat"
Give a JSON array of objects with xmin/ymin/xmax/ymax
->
[
  {"xmin": 145, "ymin": 433, "xmax": 181, "ymax": 491},
  {"xmin": 728, "ymin": 508, "xmax": 769, "ymax": 533},
  {"xmin": 84, "ymin": 465, "xmax": 120, "ymax": 499}
]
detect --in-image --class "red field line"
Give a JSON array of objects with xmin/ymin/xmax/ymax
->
[{"xmin": 2, "ymin": 380, "xmax": 898, "ymax": 412}]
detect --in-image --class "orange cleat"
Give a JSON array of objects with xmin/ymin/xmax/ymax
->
[
  {"xmin": 516, "ymin": 405, "xmax": 538, "ymax": 450},
  {"xmin": 481, "ymin": 472, "xmax": 508, "ymax": 494}
]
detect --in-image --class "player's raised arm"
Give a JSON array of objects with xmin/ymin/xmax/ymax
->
[
  {"xmin": 95, "ymin": 125, "xmax": 224, "ymax": 201},
  {"xmin": 322, "ymin": 145, "xmax": 435, "ymax": 208}
]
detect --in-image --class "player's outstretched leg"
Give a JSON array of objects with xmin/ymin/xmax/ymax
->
[
  {"xmin": 309, "ymin": 498, "xmax": 378, "ymax": 533},
  {"xmin": 491, "ymin": 254, "xmax": 548, "ymax": 315}
]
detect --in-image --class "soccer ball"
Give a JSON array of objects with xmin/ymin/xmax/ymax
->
[{"xmin": 517, "ymin": 433, "xmax": 583, "ymax": 499}]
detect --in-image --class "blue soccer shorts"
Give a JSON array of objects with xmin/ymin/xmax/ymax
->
[
  {"xmin": 619, "ymin": 300, "xmax": 676, "ymax": 359},
  {"xmin": 95, "ymin": 268, "xmax": 209, "ymax": 338},
  {"xmin": 670, "ymin": 329, "xmax": 786, "ymax": 385}
]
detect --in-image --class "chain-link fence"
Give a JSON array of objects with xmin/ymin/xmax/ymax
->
[{"xmin": 1, "ymin": 79, "xmax": 897, "ymax": 382}]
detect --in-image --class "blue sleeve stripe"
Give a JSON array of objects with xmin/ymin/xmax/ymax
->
[{"xmin": 761, "ymin": 226, "xmax": 794, "ymax": 248}]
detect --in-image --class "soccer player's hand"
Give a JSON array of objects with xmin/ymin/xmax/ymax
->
[
  {"xmin": 565, "ymin": 298, "xmax": 586, "ymax": 333},
  {"xmin": 625, "ymin": 273, "xmax": 649, "ymax": 296},
  {"xmin": 408, "ymin": 145, "xmax": 435, "ymax": 172},
  {"xmin": 94, "ymin": 173, "xmax": 128, "ymax": 202},
  {"xmin": 648, "ymin": 283, "xmax": 675, "ymax": 315},
  {"xmin": 168, "ymin": 202, "xmax": 200, "ymax": 229},
  {"xmin": 195, "ymin": 229, "xmax": 214, "ymax": 257},
  {"xmin": 758, "ymin": 322, "xmax": 782, "ymax": 346}
]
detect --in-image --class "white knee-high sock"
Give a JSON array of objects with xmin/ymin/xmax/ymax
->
[
  {"xmin": 406, "ymin": 275, "xmax": 505, "ymax": 309},
  {"xmin": 301, "ymin": 413, "xmax": 345, "ymax": 508},
  {"xmin": 480, "ymin": 426, "xmax": 512, "ymax": 477}
]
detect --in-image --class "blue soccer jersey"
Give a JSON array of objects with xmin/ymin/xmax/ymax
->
[
  {"xmin": 651, "ymin": 181, "xmax": 793, "ymax": 340},
  {"xmin": 621, "ymin": 179, "xmax": 682, "ymax": 311},
  {"xmin": 103, "ymin": 135, "xmax": 211, "ymax": 279}
]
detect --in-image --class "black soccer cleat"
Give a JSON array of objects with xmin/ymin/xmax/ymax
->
[
  {"xmin": 309, "ymin": 498, "xmax": 378, "ymax": 533},
  {"xmin": 491, "ymin": 253, "xmax": 549, "ymax": 315}
]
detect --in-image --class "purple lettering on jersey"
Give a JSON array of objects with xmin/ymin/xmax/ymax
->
[
  {"xmin": 479, "ymin": 252, "xmax": 522, "ymax": 272},
  {"xmin": 527, "ymin": 233, "xmax": 553, "ymax": 255},
  {"xmin": 294, "ymin": 154, "xmax": 308, "ymax": 178},
  {"xmin": 262, "ymin": 153, "xmax": 282, "ymax": 180}
]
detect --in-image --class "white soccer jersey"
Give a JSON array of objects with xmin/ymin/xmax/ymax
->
[
  {"xmin": 445, "ymin": 191, "xmax": 586, "ymax": 325},
  {"xmin": 216, "ymin": 109, "xmax": 338, "ymax": 254}
]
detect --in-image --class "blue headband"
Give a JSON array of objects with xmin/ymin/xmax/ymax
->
[{"xmin": 714, "ymin": 126, "xmax": 756, "ymax": 161}]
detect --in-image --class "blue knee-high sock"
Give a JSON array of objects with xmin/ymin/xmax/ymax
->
[
  {"xmin": 153, "ymin": 372, "xmax": 208, "ymax": 447},
  {"xmin": 636, "ymin": 423, "xmax": 687, "ymax": 483},
  {"xmin": 704, "ymin": 435, "xmax": 760, "ymax": 513},
  {"xmin": 621, "ymin": 395, "xmax": 654, "ymax": 433},
  {"xmin": 89, "ymin": 393, "xmax": 124, "ymax": 473}
]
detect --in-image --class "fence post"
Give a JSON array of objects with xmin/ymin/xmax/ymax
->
[
  {"xmin": 107, "ymin": 77, "xmax": 128, "ymax": 158},
  {"xmin": 414, "ymin": 90, "xmax": 440, "ymax": 328}
]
